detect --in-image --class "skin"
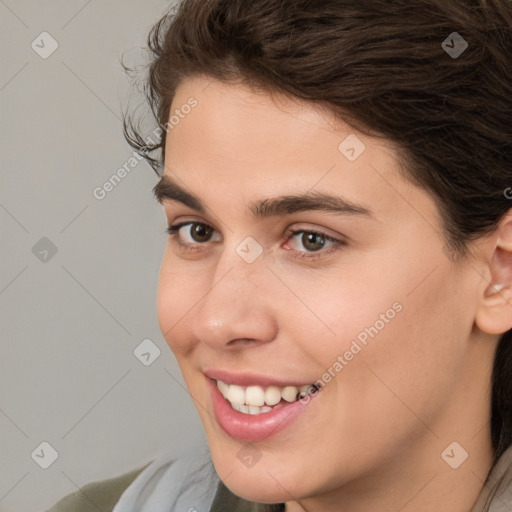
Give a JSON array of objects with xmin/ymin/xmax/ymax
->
[{"xmin": 155, "ymin": 75, "xmax": 512, "ymax": 512}]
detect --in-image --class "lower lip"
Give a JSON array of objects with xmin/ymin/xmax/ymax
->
[{"xmin": 208, "ymin": 378, "xmax": 319, "ymax": 442}]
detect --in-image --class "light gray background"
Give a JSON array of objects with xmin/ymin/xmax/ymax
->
[{"xmin": 0, "ymin": 1, "xmax": 207, "ymax": 511}]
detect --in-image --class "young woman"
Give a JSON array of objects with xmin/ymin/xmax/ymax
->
[{"xmin": 48, "ymin": 0, "xmax": 512, "ymax": 510}]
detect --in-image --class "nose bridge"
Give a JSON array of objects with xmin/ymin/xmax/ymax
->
[{"xmin": 192, "ymin": 242, "xmax": 276, "ymax": 346}]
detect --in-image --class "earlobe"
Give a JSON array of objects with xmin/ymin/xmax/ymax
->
[{"xmin": 475, "ymin": 212, "xmax": 512, "ymax": 335}]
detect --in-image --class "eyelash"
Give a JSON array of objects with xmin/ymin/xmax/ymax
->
[{"xmin": 165, "ymin": 221, "xmax": 346, "ymax": 261}]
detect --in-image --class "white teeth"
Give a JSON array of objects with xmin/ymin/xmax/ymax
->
[
  {"xmin": 216, "ymin": 379, "xmax": 319, "ymax": 414},
  {"xmin": 264, "ymin": 386, "xmax": 282, "ymax": 406},
  {"xmin": 246, "ymin": 386, "xmax": 265, "ymax": 407},
  {"xmin": 227, "ymin": 384, "xmax": 245, "ymax": 405},
  {"xmin": 281, "ymin": 386, "xmax": 299, "ymax": 402},
  {"xmin": 217, "ymin": 380, "xmax": 229, "ymax": 396}
]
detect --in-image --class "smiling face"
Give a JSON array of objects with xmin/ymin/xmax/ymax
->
[{"xmin": 155, "ymin": 75, "xmax": 496, "ymax": 509}]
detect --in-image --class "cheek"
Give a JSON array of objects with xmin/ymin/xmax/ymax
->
[
  {"xmin": 277, "ymin": 263, "xmax": 403, "ymax": 361},
  {"xmin": 346, "ymin": 268, "xmax": 470, "ymax": 429}
]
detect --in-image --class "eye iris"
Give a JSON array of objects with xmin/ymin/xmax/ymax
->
[
  {"xmin": 191, "ymin": 223, "xmax": 213, "ymax": 242},
  {"xmin": 302, "ymin": 232, "xmax": 325, "ymax": 251}
]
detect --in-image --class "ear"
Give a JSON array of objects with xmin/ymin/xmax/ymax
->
[{"xmin": 475, "ymin": 211, "xmax": 512, "ymax": 335}]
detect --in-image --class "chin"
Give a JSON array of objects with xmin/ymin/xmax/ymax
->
[
  {"xmin": 218, "ymin": 467, "xmax": 295, "ymax": 505},
  {"xmin": 206, "ymin": 440, "xmax": 306, "ymax": 504}
]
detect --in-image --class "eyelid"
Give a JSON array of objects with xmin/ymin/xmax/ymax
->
[{"xmin": 286, "ymin": 222, "xmax": 346, "ymax": 242}]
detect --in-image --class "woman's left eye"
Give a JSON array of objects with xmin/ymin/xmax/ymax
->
[
  {"xmin": 165, "ymin": 222, "xmax": 345, "ymax": 260},
  {"xmin": 285, "ymin": 229, "xmax": 344, "ymax": 259}
]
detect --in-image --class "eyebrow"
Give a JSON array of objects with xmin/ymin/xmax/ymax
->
[{"xmin": 153, "ymin": 175, "xmax": 374, "ymax": 218}]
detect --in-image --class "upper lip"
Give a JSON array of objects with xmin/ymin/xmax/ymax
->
[{"xmin": 204, "ymin": 369, "xmax": 314, "ymax": 388}]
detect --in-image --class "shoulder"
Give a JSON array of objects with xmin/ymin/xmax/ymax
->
[
  {"xmin": 45, "ymin": 462, "xmax": 151, "ymax": 512},
  {"xmin": 46, "ymin": 446, "xmax": 219, "ymax": 512}
]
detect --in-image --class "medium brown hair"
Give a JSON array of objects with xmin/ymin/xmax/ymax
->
[{"xmin": 123, "ymin": 0, "xmax": 512, "ymax": 464}]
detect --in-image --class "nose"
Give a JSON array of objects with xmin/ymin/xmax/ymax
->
[{"xmin": 191, "ymin": 251, "xmax": 278, "ymax": 350}]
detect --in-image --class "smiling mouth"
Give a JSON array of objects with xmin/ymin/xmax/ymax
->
[{"xmin": 216, "ymin": 379, "xmax": 321, "ymax": 416}]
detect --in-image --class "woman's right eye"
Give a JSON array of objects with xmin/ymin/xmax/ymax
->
[{"xmin": 166, "ymin": 221, "xmax": 220, "ymax": 248}]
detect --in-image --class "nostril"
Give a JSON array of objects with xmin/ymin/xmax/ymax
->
[{"xmin": 225, "ymin": 338, "xmax": 260, "ymax": 347}]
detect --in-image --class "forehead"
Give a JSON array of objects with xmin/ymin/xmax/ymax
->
[
  {"xmin": 168, "ymin": 76, "xmax": 341, "ymax": 153},
  {"xmin": 166, "ymin": 76, "xmax": 375, "ymax": 182}
]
